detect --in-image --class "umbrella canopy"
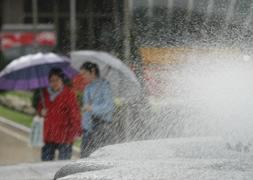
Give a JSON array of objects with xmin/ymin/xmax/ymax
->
[
  {"xmin": 0, "ymin": 52, "xmax": 77, "ymax": 90},
  {"xmin": 71, "ymin": 50, "xmax": 141, "ymax": 101}
]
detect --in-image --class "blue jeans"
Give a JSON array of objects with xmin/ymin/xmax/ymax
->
[{"xmin": 41, "ymin": 143, "xmax": 72, "ymax": 161}]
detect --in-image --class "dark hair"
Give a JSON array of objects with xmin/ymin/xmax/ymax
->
[
  {"xmin": 80, "ymin": 62, "xmax": 100, "ymax": 77},
  {"xmin": 48, "ymin": 67, "xmax": 65, "ymax": 81}
]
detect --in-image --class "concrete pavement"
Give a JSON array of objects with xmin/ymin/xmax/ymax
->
[
  {"xmin": 0, "ymin": 120, "xmax": 40, "ymax": 165},
  {"xmin": 0, "ymin": 117, "xmax": 80, "ymax": 166}
]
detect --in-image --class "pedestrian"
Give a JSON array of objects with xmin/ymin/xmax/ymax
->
[
  {"xmin": 80, "ymin": 62, "xmax": 114, "ymax": 158},
  {"xmin": 71, "ymin": 74, "xmax": 89, "ymax": 106},
  {"xmin": 37, "ymin": 67, "xmax": 82, "ymax": 161}
]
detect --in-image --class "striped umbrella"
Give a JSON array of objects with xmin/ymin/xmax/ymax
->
[{"xmin": 0, "ymin": 52, "xmax": 77, "ymax": 90}]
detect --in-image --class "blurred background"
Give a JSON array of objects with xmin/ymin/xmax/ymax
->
[
  {"xmin": 1, "ymin": 0, "xmax": 253, "ymax": 166},
  {"xmin": 1, "ymin": 0, "xmax": 253, "ymax": 68}
]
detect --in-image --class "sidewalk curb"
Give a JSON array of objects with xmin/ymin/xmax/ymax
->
[
  {"xmin": 0, "ymin": 116, "xmax": 30, "ymax": 133},
  {"xmin": 0, "ymin": 116, "xmax": 80, "ymax": 154}
]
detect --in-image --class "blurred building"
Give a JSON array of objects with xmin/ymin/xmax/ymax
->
[
  {"xmin": 130, "ymin": 0, "xmax": 253, "ymax": 96},
  {"xmin": 131, "ymin": 0, "xmax": 253, "ymax": 47},
  {"xmin": 0, "ymin": 0, "xmax": 124, "ymax": 61},
  {"xmin": 1, "ymin": 0, "xmax": 253, "ymax": 62}
]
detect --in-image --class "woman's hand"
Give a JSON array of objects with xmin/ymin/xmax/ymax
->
[
  {"xmin": 82, "ymin": 105, "xmax": 93, "ymax": 112},
  {"xmin": 41, "ymin": 108, "xmax": 47, "ymax": 117}
]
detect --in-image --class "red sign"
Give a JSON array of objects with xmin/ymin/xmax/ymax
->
[{"xmin": 0, "ymin": 31, "xmax": 56, "ymax": 50}]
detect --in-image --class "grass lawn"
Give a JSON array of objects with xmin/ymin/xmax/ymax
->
[{"xmin": 0, "ymin": 105, "xmax": 32, "ymax": 128}]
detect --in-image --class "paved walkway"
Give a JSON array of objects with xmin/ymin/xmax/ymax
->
[
  {"xmin": 0, "ymin": 125, "xmax": 40, "ymax": 165},
  {"xmin": 0, "ymin": 117, "xmax": 80, "ymax": 166}
]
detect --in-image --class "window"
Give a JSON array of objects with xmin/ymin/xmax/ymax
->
[
  {"xmin": 38, "ymin": 0, "xmax": 54, "ymax": 13},
  {"xmin": 38, "ymin": 17, "xmax": 53, "ymax": 24},
  {"xmin": 76, "ymin": 18, "xmax": 89, "ymax": 49},
  {"xmin": 94, "ymin": 17, "xmax": 114, "ymax": 51},
  {"xmin": 77, "ymin": 0, "xmax": 89, "ymax": 14},
  {"xmin": 24, "ymin": 0, "xmax": 32, "ymax": 14},
  {"xmin": 58, "ymin": 0, "xmax": 69, "ymax": 13},
  {"xmin": 93, "ymin": 0, "xmax": 113, "ymax": 14}
]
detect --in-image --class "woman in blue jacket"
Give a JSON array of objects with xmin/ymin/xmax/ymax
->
[{"xmin": 80, "ymin": 62, "xmax": 114, "ymax": 158}]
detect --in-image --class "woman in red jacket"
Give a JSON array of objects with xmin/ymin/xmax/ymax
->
[{"xmin": 38, "ymin": 68, "xmax": 81, "ymax": 161}]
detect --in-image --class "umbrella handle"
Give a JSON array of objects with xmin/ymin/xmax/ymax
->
[{"xmin": 40, "ymin": 89, "xmax": 46, "ymax": 109}]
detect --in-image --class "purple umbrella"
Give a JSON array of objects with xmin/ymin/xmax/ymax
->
[{"xmin": 0, "ymin": 52, "xmax": 77, "ymax": 90}]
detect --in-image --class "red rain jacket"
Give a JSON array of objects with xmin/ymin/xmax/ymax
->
[{"xmin": 38, "ymin": 86, "xmax": 82, "ymax": 144}]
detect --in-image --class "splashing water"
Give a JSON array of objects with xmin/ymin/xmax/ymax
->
[
  {"xmin": 141, "ymin": 49, "xmax": 253, "ymax": 149},
  {"xmin": 123, "ymin": 0, "xmax": 253, "ymax": 152}
]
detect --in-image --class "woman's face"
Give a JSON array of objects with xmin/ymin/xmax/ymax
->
[
  {"xmin": 80, "ymin": 69, "xmax": 96, "ymax": 82},
  {"xmin": 49, "ymin": 75, "xmax": 63, "ymax": 91}
]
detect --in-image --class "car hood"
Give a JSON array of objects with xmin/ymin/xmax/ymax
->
[{"xmin": 55, "ymin": 137, "xmax": 253, "ymax": 180}]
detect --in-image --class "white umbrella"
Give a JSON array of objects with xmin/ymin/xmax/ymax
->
[{"xmin": 71, "ymin": 50, "xmax": 141, "ymax": 101}]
